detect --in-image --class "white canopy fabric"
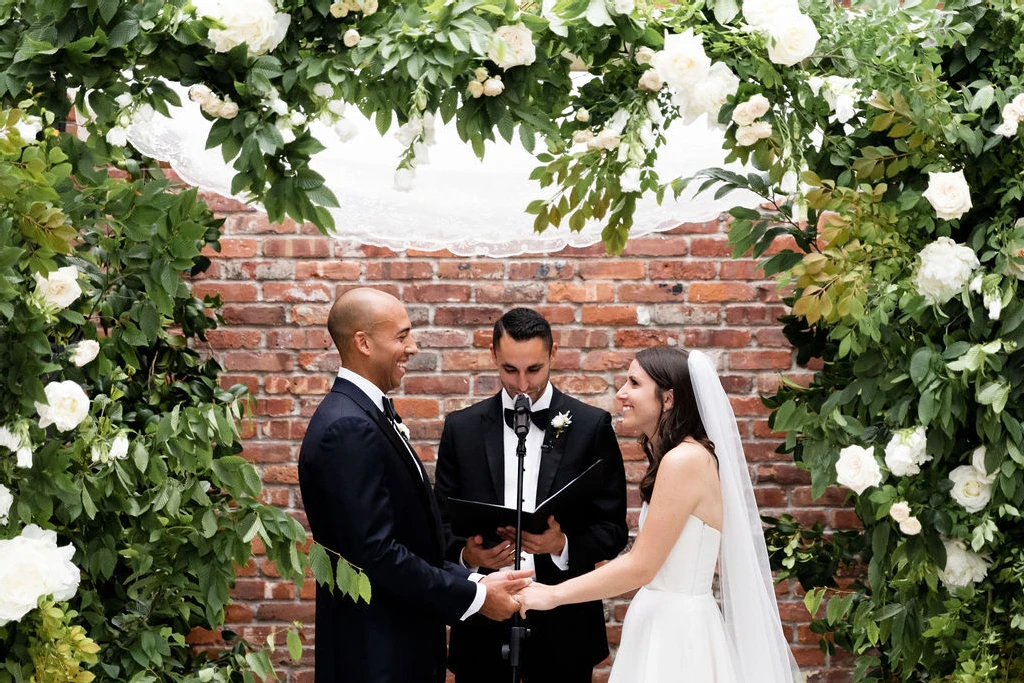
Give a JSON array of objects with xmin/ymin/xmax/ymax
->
[{"xmin": 128, "ymin": 86, "xmax": 761, "ymax": 257}]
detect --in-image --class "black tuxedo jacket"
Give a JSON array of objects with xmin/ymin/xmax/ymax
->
[
  {"xmin": 434, "ymin": 388, "xmax": 628, "ymax": 676},
  {"xmin": 298, "ymin": 377, "xmax": 478, "ymax": 683}
]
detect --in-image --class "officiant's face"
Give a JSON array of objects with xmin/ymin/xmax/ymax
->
[{"xmin": 491, "ymin": 336, "xmax": 555, "ymax": 404}]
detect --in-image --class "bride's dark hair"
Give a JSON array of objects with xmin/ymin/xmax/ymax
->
[{"xmin": 636, "ymin": 347, "xmax": 717, "ymax": 502}]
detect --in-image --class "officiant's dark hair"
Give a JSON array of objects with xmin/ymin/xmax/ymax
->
[
  {"xmin": 635, "ymin": 347, "xmax": 717, "ymax": 502},
  {"xmin": 492, "ymin": 308, "xmax": 554, "ymax": 352}
]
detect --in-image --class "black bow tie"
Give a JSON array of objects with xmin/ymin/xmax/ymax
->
[
  {"xmin": 382, "ymin": 397, "xmax": 402, "ymax": 423},
  {"xmin": 503, "ymin": 407, "xmax": 550, "ymax": 431}
]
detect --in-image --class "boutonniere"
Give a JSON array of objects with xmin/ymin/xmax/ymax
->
[
  {"xmin": 395, "ymin": 422, "xmax": 411, "ymax": 441},
  {"xmin": 550, "ymin": 411, "xmax": 572, "ymax": 438}
]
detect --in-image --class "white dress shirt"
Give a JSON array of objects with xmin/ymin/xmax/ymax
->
[{"xmin": 336, "ymin": 368, "xmax": 486, "ymax": 619}]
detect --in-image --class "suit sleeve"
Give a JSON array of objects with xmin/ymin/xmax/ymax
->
[
  {"xmin": 563, "ymin": 411, "xmax": 628, "ymax": 576},
  {"xmin": 308, "ymin": 415, "xmax": 477, "ymax": 623},
  {"xmin": 433, "ymin": 415, "xmax": 468, "ymax": 564}
]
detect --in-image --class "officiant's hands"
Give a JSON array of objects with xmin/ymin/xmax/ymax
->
[
  {"xmin": 463, "ymin": 535, "xmax": 517, "ymax": 570},
  {"xmin": 497, "ymin": 516, "xmax": 566, "ymax": 556},
  {"xmin": 479, "ymin": 569, "xmax": 534, "ymax": 620}
]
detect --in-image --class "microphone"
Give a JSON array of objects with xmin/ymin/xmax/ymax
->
[{"xmin": 513, "ymin": 393, "xmax": 532, "ymax": 438}]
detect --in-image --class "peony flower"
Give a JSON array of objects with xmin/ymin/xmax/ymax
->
[
  {"xmin": 0, "ymin": 525, "xmax": 81, "ymax": 625},
  {"xmin": 939, "ymin": 539, "xmax": 990, "ymax": 590},
  {"xmin": 35, "ymin": 381, "xmax": 90, "ymax": 432},
  {"xmin": 0, "ymin": 485, "xmax": 12, "ymax": 525},
  {"xmin": 899, "ymin": 517, "xmax": 922, "ymax": 535},
  {"xmin": 765, "ymin": 13, "xmax": 820, "ymax": 66},
  {"xmin": 971, "ymin": 446, "xmax": 998, "ymax": 483},
  {"xmin": 883, "ymin": 426, "xmax": 930, "ymax": 477},
  {"xmin": 483, "ymin": 77, "xmax": 505, "ymax": 97},
  {"xmin": 34, "ymin": 266, "xmax": 82, "ymax": 310},
  {"xmin": 194, "ymin": 0, "xmax": 290, "ymax": 56},
  {"xmin": 651, "ymin": 29, "xmax": 711, "ymax": 92},
  {"xmin": 70, "ymin": 340, "xmax": 100, "ymax": 367},
  {"xmin": 488, "ymin": 24, "xmax": 537, "ymax": 70},
  {"xmin": 731, "ymin": 94, "xmax": 771, "ymax": 126},
  {"xmin": 835, "ymin": 444, "xmax": 882, "ymax": 494},
  {"xmin": 889, "ymin": 501, "xmax": 912, "ymax": 523},
  {"xmin": 620, "ymin": 167, "xmax": 642, "ymax": 193},
  {"xmin": 638, "ymin": 69, "xmax": 663, "ymax": 92},
  {"xmin": 914, "ymin": 236, "xmax": 980, "ymax": 304},
  {"xmin": 742, "ymin": 0, "xmax": 800, "ymax": 28},
  {"xmin": 922, "ymin": 170, "xmax": 972, "ymax": 220},
  {"xmin": 949, "ymin": 465, "xmax": 993, "ymax": 513},
  {"xmin": 343, "ymin": 28, "xmax": 360, "ymax": 48}
]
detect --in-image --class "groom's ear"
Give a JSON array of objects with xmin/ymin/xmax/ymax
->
[{"xmin": 353, "ymin": 330, "xmax": 372, "ymax": 357}]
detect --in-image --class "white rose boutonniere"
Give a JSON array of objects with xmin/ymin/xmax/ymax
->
[
  {"xmin": 396, "ymin": 423, "xmax": 411, "ymax": 441},
  {"xmin": 550, "ymin": 411, "xmax": 572, "ymax": 437}
]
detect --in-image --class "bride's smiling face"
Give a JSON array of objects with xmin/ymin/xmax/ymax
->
[{"xmin": 616, "ymin": 360, "xmax": 670, "ymax": 439}]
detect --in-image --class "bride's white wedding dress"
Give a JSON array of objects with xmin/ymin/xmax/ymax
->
[{"xmin": 609, "ymin": 503, "xmax": 739, "ymax": 683}]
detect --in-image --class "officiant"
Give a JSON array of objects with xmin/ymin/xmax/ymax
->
[{"xmin": 434, "ymin": 308, "xmax": 628, "ymax": 683}]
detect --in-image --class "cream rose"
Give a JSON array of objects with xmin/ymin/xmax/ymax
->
[
  {"xmin": 922, "ymin": 170, "xmax": 973, "ymax": 220},
  {"xmin": 889, "ymin": 501, "xmax": 912, "ymax": 523},
  {"xmin": 899, "ymin": 517, "xmax": 922, "ymax": 535},
  {"xmin": 651, "ymin": 29, "xmax": 711, "ymax": 91},
  {"xmin": 835, "ymin": 444, "xmax": 882, "ymax": 494},
  {"xmin": 765, "ymin": 13, "xmax": 820, "ymax": 67},
  {"xmin": 35, "ymin": 381, "xmax": 90, "ymax": 432},
  {"xmin": 483, "ymin": 77, "xmax": 505, "ymax": 97},
  {"xmin": 194, "ymin": 0, "xmax": 290, "ymax": 56},
  {"xmin": 34, "ymin": 266, "xmax": 82, "ymax": 310},
  {"xmin": 939, "ymin": 539, "xmax": 990, "ymax": 590},
  {"xmin": 468, "ymin": 80, "xmax": 484, "ymax": 99},
  {"xmin": 735, "ymin": 121, "xmax": 772, "ymax": 147},
  {"xmin": 343, "ymin": 28, "xmax": 360, "ymax": 48},
  {"xmin": 914, "ymin": 236, "xmax": 980, "ymax": 304},
  {"xmin": 949, "ymin": 465, "xmax": 993, "ymax": 513},
  {"xmin": 488, "ymin": 24, "xmax": 537, "ymax": 70},
  {"xmin": 638, "ymin": 69, "xmax": 663, "ymax": 92},
  {"xmin": 732, "ymin": 94, "xmax": 771, "ymax": 126}
]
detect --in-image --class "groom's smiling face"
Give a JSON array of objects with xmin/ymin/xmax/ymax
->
[{"xmin": 491, "ymin": 336, "xmax": 556, "ymax": 404}]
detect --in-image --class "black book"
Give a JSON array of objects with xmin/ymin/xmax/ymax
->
[{"xmin": 447, "ymin": 459, "xmax": 606, "ymax": 541}]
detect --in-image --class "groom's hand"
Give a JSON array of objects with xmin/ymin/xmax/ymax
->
[
  {"xmin": 478, "ymin": 569, "xmax": 533, "ymax": 621},
  {"xmin": 498, "ymin": 516, "xmax": 566, "ymax": 556},
  {"xmin": 463, "ymin": 535, "xmax": 517, "ymax": 570}
]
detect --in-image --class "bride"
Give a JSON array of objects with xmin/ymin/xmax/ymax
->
[{"xmin": 517, "ymin": 347, "xmax": 799, "ymax": 682}]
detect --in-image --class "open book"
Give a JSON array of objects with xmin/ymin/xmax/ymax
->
[{"xmin": 446, "ymin": 459, "xmax": 606, "ymax": 540}]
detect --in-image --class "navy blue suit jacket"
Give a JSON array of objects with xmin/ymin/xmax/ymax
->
[{"xmin": 299, "ymin": 377, "xmax": 478, "ymax": 683}]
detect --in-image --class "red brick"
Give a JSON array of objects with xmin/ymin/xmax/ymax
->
[
  {"xmin": 555, "ymin": 329, "xmax": 609, "ymax": 348},
  {"xmin": 265, "ymin": 375, "xmax": 332, "ymax": 395},
  {"xmin": 364, "ymin": 261, "xmax": 434, "ymax": 279},
  {"xmin": 438, "ymin": 261, "xmax": 505, "ymax": 279},
  {"xmin": 392, "ymin": 397, "xmax": 439, "ymax": 418},
  {"xmin": 442, "ymin": 350, "xmax": 494, "ymax": 371},
  {"xmin": 223, "ymin": 352, "xmax": 294, "ymax": 372},
  {"xmin": 618, "ymin": 283, "xmax": 686, "ymax": 302},
  {"xmin": 728, "ymin": 350, "xmax": 794, "ymax": 370},
  {"xmin": 240, "ymin": 443, "xmax": 294, "ymax": 464},
  {"xmin": 203, "ymin": 237, "xmax": 259, "ymax": 259},
  {"xmin": 534, "ymin": 305, "xmax": 576, "ymax": 324},
  {"xmin": 475, "ymin": 283, "xmax": 546, "ymax": 303},
  {"xmin": 267, "ymin": 329, "xmax": 332, "ymax": 349},
  {"xmin": 404, "ymin": 375, "xmax": 472, "ymax": 394},
  {"xmin": 403, "ymin": 284, "xmax": 471, "ymax": 303},
  {"xmin": 581, "ymin": 351, "xmax": 634, "ymax": 371},
  {"xmin": 433, "ymin": 306, "xmax": 504, "ymax": 326},
  {"xmin": 297, "ymin": 351, "xmax": 340, "ymax": 372},
  {"xmin": 221, "ymin": 304, "xmax": 287, "ymax": 325},
  {"xmin": 191, "ymin": 282, "xmax": 259, "ymax": 302},
  {"xmin": 556, "ymin": 375, "xmax": 610, "ymax": 395},
  {"xmin": 579, "ymin": 261, "xmax": 646, "ymax": 280},
  {"xmin": 613, "ymin": 330, "xmax": 679, "ymax": 347},
  {"xmin": 756, "ymin": 464, "xmax": 811, "ymax": 485},
  {"xmin": 219, "ymin": 213, "xmax": 296, "ymax": 234},
  {"xmin": 508, "ymin": 262, "xmax": 576, "ymax": 280},
  {"xmin": 620, "ymin": 235, "xmax": 691, "ymax": 256},
  {"xmin": 581, "ymin": 305, "xmax": 637, "ymax": 325},
  {"xmin": 263, "ymin": 237, "xmax": 333, "ymax": 257},
  {"xmin": 649, "ymin": 260, "xmax": 717, "ymax": 280},
  {"xmin": 264, "ymin": 466, "xmax": 299, "ymax": 484},
  {"xmin": 547, "ymin": 283, "xmax": 615, "ymax": 303},
  {"xmin": 689, "ymin": 282, "xmax": 756, "ymax": 302},
  {"xmin": 720, "ymin": 259, "xmax": 763, "ymax": 280},
  {"xmin": 295, "ymin": 261, "xmax": 363, "ymax": 280},
  {"xmin": 689, "ymin": 236, "xmax": 732, "ymax": 257},
  {"xmin": 291, "ymin": 304, "xmax": 330, "ymax": 326},
  {"xmin": 207, "ymin": 329, "xmax": 262, "ymax": 349}
]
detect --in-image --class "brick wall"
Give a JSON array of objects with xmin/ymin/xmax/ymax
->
[{"xmin": 191, "ymin": 192, "xmax": 853, "ymax": 682}]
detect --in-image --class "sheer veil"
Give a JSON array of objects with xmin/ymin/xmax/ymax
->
[{"xmin": 687, "ymin": 350, "xmax": 801, "ymax": 683}]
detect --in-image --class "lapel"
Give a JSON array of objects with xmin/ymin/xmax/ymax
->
[
  {"xmin": 482, "ymin": 394, "xmax": 506, "ymax": 503},
  {"xmin": 535, "ymin": 388, "xmax": 568, "ymax": 503}
]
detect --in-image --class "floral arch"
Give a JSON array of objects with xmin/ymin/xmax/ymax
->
[{"xmin": 2, "ymin": 0, "xmax": 1024, "ymax": 680}]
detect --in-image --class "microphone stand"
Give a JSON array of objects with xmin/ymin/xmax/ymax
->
[{"xmin": 505, "ymin": 394, "xmax": 531, "ymax": 683}]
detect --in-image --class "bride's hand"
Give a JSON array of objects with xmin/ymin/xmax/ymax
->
[{"xmin": 516, "ymin": 582, "xmax": 558, "ymax": 617}]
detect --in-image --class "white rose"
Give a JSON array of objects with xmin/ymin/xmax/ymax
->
[
  {"xmin": 651, "ymin": 29, "xmax": 711, "ymax": 91},
  {"xmin": 483, "ymin": 77, "xmax": 505, "ymax": 97},
  {"xmin": 995, "ymin": 119, "xmax": 1019, "ymax": 137},
  {"xmin": 939, "ymin": 539, "xmax": 990, "ymax": 590},
  {"xmin": 362, "ymin": 0, "xmax": 378, "ymax": 15},
  {"xmin": 70, "ymin": 340, "xmax": 100, "ymax": 367},
  {"xmin": 607, "ymin": 108, "xmax": 630, "ymax": 134},
  {"xmin": 588, "ymin": 127, "xmax": 621, "ymax": 151},
  {"xmin": 635, "ymin": 46, "xmax": 655, "ymax": 65},
  {"xmin": 889, "ymin": 501, "xmax": 912, "ymax": 524},
  {"xmin": 735, "ymin": 121, "xmax": 772, "ymax": 146},
  {"xmin": 983, "ymin": 288, "xmax": 1002, "ymax": 320},
  {"xmin": 393, "ymin": 167, "xmax": 416, "ymax": 191},
  {"xmin": 638, "ymin": 69, "xmax": 663, "ymax": 92},
  {"xmin": 613, "ymin": 0, "xmax": 634, "ymax": 14},
  {"xmin": 638, "ymin": 119, "xmax": 656, "ymax": 149},
  {"xmin": 645, "ymin": 99, "xmax": 664, "ymax": 125},
  {"xmin": 884, "ymin": 426, "xmax": 930, "ymax": 477},
  {"xmin": 914, "ymin": 236, "xmax": 980, "ymax": 304},
  {"xmin": 313, "ymin": 82, "xmax": 333, "ymax": 99},
  {"xmin": 395, "ymin": 118, "xmax": 423, "ymax": 146},
  {"xmin": 343, "ymin": 28, "xmax": 360, "ymax": 47},
  {"xmin": 276, "ymin": 119, "xmax": 296, "ymax": 144},
  {"xmin": 971, "ymin": 446, "xmax": 998, "ymax": 483},
  {"xmin": 109, "ymin": 433, "xmax": 130, "ymax": 461},
  {"xmin": 732, "ymin": 94, "xmax": 771, "ymax": 126},
  {"xmin": 575, "ymin": 108, "xmax": 590, "ymax": 123},
  {"xmin": 621, "ymin": 167, "xmax": 642, "ymax": 193},
  {"xmin": 0, "ymin": 426, "xmax": 22, "ymax": 453},
  {"xmin": 949, "ymin": 465, "xmax": 993, "ymax": 513},
  {"xmin": 0, "ymin": 485, "xmax": 12, "ymax": 525},
  {"xmin": 922, "ymin": 170, "xmax": 972, "ymax": 220},
  {"xmin": 742, "ymin": 0, "xmax": 800, "ymax": 28},
  {"xmin": 573, "ymin": 129, "xmax": 594, "ymax": 145},
  {"xmin": 218, "ymin": 100, "xmax": 239, "ymax": 119},
  {"xmin": 289, "ymin": 111, "xmax": 307, "ymax": 127},
  {"xmin": 195, "ymin": 0, "xmax": 290, "ymax": 56},
  {"xmin": 333, "ymin": 118, "xmax": 359, "ymax": 142},
  {"xmin": 268, "ymin": 97, "xmax": 289, "ymax": 116},
  {"xmin": 899, "ymin": 517, "xmax": 922, "ymax": 535},
  {"xmin": 133, "ymin": 103, "xmax": 154, "ymax": 124},
  {"xmin": 327, "ymin": 99, "xmax": 347, "ymax": 116},
  {"xmin": 468, "ymin": 80, "xmax": 485, "ymax": 99},
  {"xmin": 765, "ymin": 13, "xmax": 820, "ymax": 67},
  {"xmin": 34, "ymin": 266, "xmax": 82, "ymax": 310},
  {"xmin": 115, "ymin": 93, "xmax": 133, "ymax": 108},
  {"xmin": 474, "ymin": 67, "xmax": 490, "ymax": 82},
  {"xmin": 488, "ymin": 24, "xmax": 537, "ymax": 70},
  {"xmin": 329, "ymin": 1, "xmax": 347, "ymax": 17},
  {"xmin": 835, "ymin": 444, "xmax": 882, "ymax": 495},
  {"xmin": 35, "ymin": 380, "xmax": 90, "ymax": 432},
  {"xmin": 0, "ymin": 524, "xmax": 81, "ymax": 625}
]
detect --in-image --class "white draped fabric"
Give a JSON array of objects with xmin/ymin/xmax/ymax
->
[{"xmin": 128, "ymin": 85, "xmax": 761, "ymax": 257}]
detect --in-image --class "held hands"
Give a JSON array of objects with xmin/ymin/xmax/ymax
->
[
  {"xmin": 515, "ymin": 581, "xmax": 559, "ymax": 618},
  {"xmin": 463, "ymin": 535, "xmax": 517, "ymax": 570},
  {"xmin": 497, "ymin": 516, "xmax": 566, "ymax": 556},
  {"xmin": 479, "ymin": 569, "xmax": 534, "ymax": 621}
]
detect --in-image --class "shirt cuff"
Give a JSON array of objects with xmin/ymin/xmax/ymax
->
[
  {"xmin": 460, "ymin": 574, "xmax": 487, "ymax": 620},
  {"xmin": 549, "ymin": 533, "xmax": 569, "ymax": 571},
  {"xmin": 459, "ymin": 547, "xmax": 479, "ymax": 571}
]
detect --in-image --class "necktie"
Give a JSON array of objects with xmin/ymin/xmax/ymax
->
[
  {"xmin": 503, "ymin": 407, "xmax": 550, "ymax": 431},
  {"xmin": 382, "ymin": 397, "xmax": 401, "ymax": 424}
]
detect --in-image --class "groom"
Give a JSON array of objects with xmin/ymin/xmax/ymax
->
[
  {"xmin": 298, "ymin": 288, "xmax": 532, "ymax": 683},
  {"xmin": 434, "ymin": 308, "xmax": 628, "ymax": 683}
]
